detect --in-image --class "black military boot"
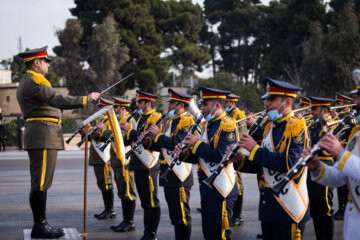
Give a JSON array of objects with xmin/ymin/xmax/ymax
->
[
  {"xmin": 230, "ymin": 194, "xmax": 244, "ymax": 226},
  {"xmin": 30, "ymin": 190, "xmax": 65, "ymax": 238},
  {"xmin": 334, "ymin": 186, "xmax": 348, "ymax": 220},
  {"xmin": 95, "ymin": 189, "xmax": 116, "ymax": 219},
  {"xmin": 111, "ymin": 199, "xmax": 136, "ymax": 232},
  {"xmin": 174, "ymin": 225, "xmax": 191, "ymax": 240},
  {"xmin": 140, "ymin": 207, "xmax": 160, "ymax": 240},
  {"xmin": 139, "ymin": 208, "xmax": 151, "ymax": 240}
]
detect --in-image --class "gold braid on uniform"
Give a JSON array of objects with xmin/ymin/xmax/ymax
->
[
  {"xmin": 211, "ymin": 115, "xmax": 237, "ymax": 149},
  {"xmin": 276, "ymin": 116, "xmax": 309, "ymax": 177},
  {"xmin": 291, "ymin": 223, "xmax": 302, "ymax": 240},
  {"xmin": 171, "ymin": 115, "xmax": 194, "ymax": 137},
  {"xmin": 28, "ymin": 70, "xmax": 52, "ymax": 87},
  {"xmin": 148, "ymin": 174, "xmax": 155, "ymax": 208},
  {"xmin": 221, "ymin": 200, "xmax": 230, "ymax": 240}
]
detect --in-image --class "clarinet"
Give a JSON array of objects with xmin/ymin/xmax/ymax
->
[
  {"xmin": 271, "ymin": 109, "xmax": 357, "ymax": 195},
  {"xmin": 124, "ymin": 110, "xmax": 170, "ymax": 159},
  {"xmin": 65, "ymin": 126, "xmax": 84, "ymax": 144},
  {"xmin": 202, "ymin": 110, "xmax": 268, "ymax": 189},
  {"xmin": 160, "ymin": 114, "xmax": 204, "ymax": 180},
  {"xmin": 99, "ymin": 110, "xmax": 138, "ymax": 152},
  {"xmin": 76, "ymin": 117, "xmax": 108, "ymax": 147}
]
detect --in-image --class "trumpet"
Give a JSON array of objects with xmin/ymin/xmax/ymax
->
[
  {"xmin": 271, "ymin": 109, "xmax": 357, "ymax": 195},
  {"xmin": 236, "ymin": 111, "xmax": 263, "ymax": 123},
  {"xmin": 330, "ymin": 104, "xmax": 356, "ymax": 111},
  {"xmin": 293, "ymin": 106, "xmax": 311, "ymax": 113},
  {"xmin": 202, "ymin": 110, "xmax": 268, "ymax": 189}
]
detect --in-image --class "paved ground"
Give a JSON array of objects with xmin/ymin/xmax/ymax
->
[{"xmin": 0, "ymin": 150, "xmax": 344, "ymax": 239}]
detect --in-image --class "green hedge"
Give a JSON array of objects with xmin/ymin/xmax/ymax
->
[{"xmin": 61, "ymin": 117, "xmax": 82, "ymax": 133}]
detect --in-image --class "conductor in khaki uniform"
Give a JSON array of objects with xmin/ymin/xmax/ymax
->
[{"xmin": 17, "ymin": 46, "xmax": 99, "ymax": 238}]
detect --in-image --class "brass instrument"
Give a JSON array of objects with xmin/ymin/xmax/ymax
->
[
  {"xmin": 330, "ymin": 104, "xmax": 356, "ymax": 111},
  {"xmin": 236, "ymin": 111, "xmax": 263, "ymax": 124}
]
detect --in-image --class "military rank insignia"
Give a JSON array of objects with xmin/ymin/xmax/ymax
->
[
  {"xmin": 183, "ymin": 126, "xmax": 191, "ymax": 133},
  {"xmin": 226, "ymin": 132, "xmax": 235, "ymax": 141},
  {"xmin": 294, "ymin": 134, "xmax": 304, "ymax": 144}
]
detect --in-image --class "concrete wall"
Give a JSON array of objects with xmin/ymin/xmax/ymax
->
[
  {"xmin": 0, "ymin": 70, "xmax": 11, "ymax": 84},
  {"xmin": 0, "ymin": 86, "xmax": 71, "ymax": 116}
]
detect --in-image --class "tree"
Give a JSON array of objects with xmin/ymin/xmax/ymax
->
[
  {"xmin": 55, "ymin": 16, "xmax": 130, "ymax": 96},
  {"xmin": 301, "ymin": 0, "xmax": 360, "ymax": 95},
  {"xmin": 67, "ymin": 0, "xmax": 208, "ymax": 92},
  {"xmin": 54, "ymin": 19, "xmax": 87, "ymax": 95},
  {"xmin": 196, "ymin": 71, "xmax": 264, "ymax": 111},
  {"xmin": 88, "ymin": 15, "xmax": 130, "ymax": 96}
]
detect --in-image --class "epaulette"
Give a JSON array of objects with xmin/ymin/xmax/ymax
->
[
  {"xmin": 234, "ymin": 109, "xmax": 246, "ymax": 120},
  {"xmin": 220, "ymin": 115, "xmax": 237, "ymax": 132},
  {"xmin": 178, "ymin": 115, "xmax": 195, "ymax": 130},
  {"xmin": 283, "ymin": 116, "xmax": 307, "ymax": 138},
  {"xmin": 30, "ymin": 71, "xmax": 51, "ymax": 87},
  {"xmin": 349, "ymin": 125, "xmax": 360, "ymax": 140},
  {"xmin": 148, "ymin": 111, "xmax": 162, "ymax": 124}
]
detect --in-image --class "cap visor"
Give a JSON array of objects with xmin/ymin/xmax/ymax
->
[{"xmin": 349, "ymin": 89, "xmax": 359, "ymax": 95}]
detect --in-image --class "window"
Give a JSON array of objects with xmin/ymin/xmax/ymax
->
[{"xmin": 6, "ymin": 96, "xmax": 10, "ymax": 102}]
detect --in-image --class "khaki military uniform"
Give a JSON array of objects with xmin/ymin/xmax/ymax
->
[{"xmin": 17, "ymin": 70, "xmax": 86, "ymax": 191}]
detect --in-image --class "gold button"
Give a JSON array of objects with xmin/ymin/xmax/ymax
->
[
  {"xmin": 261, "ymin": 192, "xmax": 264, "ymax": 195},
  {"xmin": 262, "ymin": 201, "xmax": 266, "ymax": 204}
]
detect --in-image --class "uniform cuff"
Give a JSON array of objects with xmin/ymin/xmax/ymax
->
[
  {"xmin": 249, "ymin": 145, "xmax": 260, "ymax": 161},
  {"xmin": 337, "ymin": 151, "xmax": 351, "ymax": 171},
  {"xmin": 192, "ymin": 140, "xmax": 203, "ymax": 154},
  {"xmin": 154, "ymin": 133, "xmax": 163, "ymax": 143},
  {"xmin": 83, "ymin": 96, "xmax": 87, "ymax": 108}
]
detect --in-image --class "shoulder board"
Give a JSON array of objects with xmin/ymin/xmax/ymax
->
[
  {"xmin": 178, "ymin": 115, "xmax": 195, "ymax": 129},
  {"xmin": 283, "ymin": 116, "xmax": 307, "ymax": 138},
  {"xmin": 349, "ymin": 125, "xmax": 360, "ymax": 140},
  {"xmin": 30, "ymin": 71, "xmax": 51, "ymax": 87},
  {"xmin": 220, "ymin": 115, "xmax": 237, "ymax": 132},
  {"xmin": 148, "ymin": 111, "xmax": 162, "ymax": 124},
  {"xmin": 234, "ymin": 109, "xmax": 246, "ymax": 120}
]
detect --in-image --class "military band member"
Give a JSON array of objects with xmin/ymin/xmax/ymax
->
[
  {"xmin": 225, "ymin": 93, "xmax": 246, "ymax": 226},
  {"xmin": 121, "ymin": 90, "xmax": 162, "ymax": 240},
  {"xmin": 229, "ymin": 78, "xmax": 310, "ymax": 240},
  {"xmin": 16, "ymin": 46, "xmax": 99, "ymax": 238},
  {"xmin": 304, "ymin": 72, "xmax": 360, "ymax": 239},
  {"xmin": 145, "ymin": 89, "xmax": 195, "ymax": 240},
  {"xmin": 88, "ymin": 98, "xmax": 116, "ymax": 220},
  {"xmin": 295, "ymin": 97, "xmax": 311, "ymax": 120},
  {"xmin": 99, "ymin": 98, "xmax": 137, "ymax": 232},
  {"xmin": 307, "ymin": 96, "xmax": 335, "ymax": 240},
  {"xmin": 332, "ymin": 93, "xmax": 353, "ymax": 220},
  {"xmin": 175, "ymin": 86, "xmax": 239, "ymax": 240}
]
